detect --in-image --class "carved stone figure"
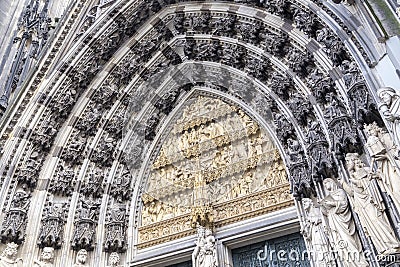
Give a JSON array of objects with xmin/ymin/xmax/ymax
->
[
  {"xmin": 72, "ymin": 249, "xmax": 88, "ymax": 267},
  {"xmin": 49, "ymin": 163, "xmax": 75, "ymax": 196},
  {"xmin": 328, "ymin": 116, "xmax": 359, "ymax": 155},
  {"xmin": 320, "ymin": 178, "xmax": 367, "ymax": 266},
  {"xmin": 287, "ymin": 94, "xmax": 313, "ymax": 126},
  {"xmin": 287, "ymin": 49, "xmax": 312, "ymax": 77},
  {"xmin": 75, "ymin": 105, "xmax": 102, "ymax": 136},
  {"xmin": 16, "ymin": 150, "xmax": 41, "ymax": 189},
  {"xmin": 301, "ymin": 198, "xmax": 334, "ymax": 267},
  {"xmin": 0, "ymin": 243, "xmax": 22, "ymax": 267},
  {"xmin": 344, "ymin": 153, "xmax": 400, "ymax": 255},
  {"xmin": 306, "ymin": 121, "xmax": 325, "ymax": 143},
  {"xmin": 107, "ymin": 252, "xmax": 121, "ymax": 267},
  {"xmin": 51, "ymin": 89, "xmax": 76, "ymax": 117},
  {"xmin": 81, "ymin": 166, "xmax": 104, "ymax": 198},
  {"xmin": 142, "ymin": 200, "xmax": 163, "ymax": 225},
  {"xmin": 269, "ymin": 72, "xmax": 293, "ymax": 100},
  {"xmin": 324, "ymin": 93, "xmax": 347, "ymax": 120},
  {"xmin": 34, "ymin": 247, "xmax": 55, "ymax": 267},
  {"xmin": 192, "ymin": 227, "xmax": 218, "ymax": 267},
  {"xmin": 1, "ymin": 186, "xmax": 31, "ymax": 244},
  {"xmin": 61, "ymin": 132, "xmax": 86, "ymax": 163},
  {"xmin": 378, "ymin": 87, "xmax": 400, "ymax": 148},
  {"xmin": 38, "ymin": 202, "xmax": 68, "ymax": 248},
  {"xmin": 316, "ymin": 28, "xmax": 347, "ymax": 66},
  {"xmin": 105, "ymin": 107, "xmax": 126, "ymax": 138},
  {"xmin": 32, "ymin": 115, "xmax": 58, "ymax": 151},
  {"xmin": 264, "ymin": 32, "xmax": 288, "ymax": 57},
  {"xmin": 265, "ymin": 161, "xmax": 286, "ymax": 187},
  {"xmin": 110, "ymin": 169, "xmax": 132, "ymax": 202},
  {"xmin": 104, "ymin": 205, "xmax": 126, "ymax": 252},
  {"xmin": 364, "ymin": 122, "xmax": 400, "ymax": 208},
  {"xmin": 212, "ymin": 16, "xmax": 235, "ymax": 36},
  {"xmin": 273, "ymin": 113, "xmax": 295, "ymax": 143},
  {"xmin": 71, "ymin": 197, "xmax": 101, "ymax": 251},
  {"xmin": 308, "ymin": 69, "xmax": 334, "ymax": 104},
  {"xmin": 340, "ymin": 60, "xmax": 361, "ymax": 89},
  {"xmin": 287, "ymin": 138, "xmax": 303, "ymax": 164},
  {"xmin": 91, "ymin": 137, "xmax": 116, "ymax": 166}
]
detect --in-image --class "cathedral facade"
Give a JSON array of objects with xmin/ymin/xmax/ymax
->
[{"xmin": 0, "ymin": 0, "xmax": 400, "ymax": 266}]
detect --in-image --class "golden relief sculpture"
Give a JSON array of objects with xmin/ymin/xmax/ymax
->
[{"xmin": 138, "ymin": 96, "xmax": 293, "ymax": 249}]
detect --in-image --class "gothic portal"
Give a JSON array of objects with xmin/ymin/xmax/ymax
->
[{"xmin": 0, "ymin": 0, "xmax": 400, "ymax": 266}]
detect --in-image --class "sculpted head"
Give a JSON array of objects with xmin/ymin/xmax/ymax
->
[
  {"xmin": 377, "ymin": 87, "xmax": 397, "ymax": 106},
  {"xmin": 76, "ymin": 249, "xmax": 87, "ymax": 264},
  {"xmin": 323, "ymin": 178, "xmax": 337, "ymax": 192},
  {"xmin": 1, "ymin": 242, "xmax": 18, "ymax": 259},
  {"xmin": 345, "ymin": 153, "xmax": 360, "ymax": 170},
  {"xmin": 302, "ymin": 198, "xmax": 313, "ymax": 211},
  {"xmin": 40, "ymin": 247, "xmax": 55, "ymax": 263},
  {"xmin": 108, "ymin": 252, "xmax": 120, "ymax": 266},
  {"xmin": 364, "ymin": 122, "xmax": 380, "ymax": 137}
]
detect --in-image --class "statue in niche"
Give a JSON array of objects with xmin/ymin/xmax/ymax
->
[
  {"xmin": 106, "ymin": 252, "xmax": 121, "ymax": 267},
  {"xmin": 0, "ymin": 243, "xmax": 22, "ymax": 267},
  {"xmin": 344, "ymin": 153, "xmax": 400, "ymax": 255},
  {"xmin": 287, "ymin": 138, "xmax": 302, "ymax": 163},
  {"xmin": 364, "ymin": 122, "xmax": 400, "ymax": 208},
  {"xmin": 378, "ymin": 87, "xmax": 400, "ymax": 148},
  {"xmin": 1, "ymin": 185, "xmax": 31, "ymax": 244},
  {"xmin": 192, "ymin": 227, "xmax": 218, "ymax": 267},
  {"xmin": 319, "ymin": 178, "xmax": 368, "ymax": 266},
  {"xmin": 34, "ymin": 247, "xmax": 55, "ymax": 267},
  {"xmin": 301, "ymin": 198, "xmax": 334, "ymax": 267},
  {"xmin": 72, "ymin": 249, "xmax": 88, "ymax": 267}
]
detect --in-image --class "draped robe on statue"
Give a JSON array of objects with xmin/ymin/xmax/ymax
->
[
  {"xmin": 0, "ymin": 258, "xmax": 23, "ymax": 267},
  {"xmin": 343, "ymin": 173, "xmax": 400, "ymax": 255},
  {"xmin": 320, "ymin": 179, "xmax": 367, "ymax": 266},
  {"xmin": 366, "ymin": 130, "xmax": 400, "ymax": 209},
  {"xmin": 378, "ymin": 87, "xmax": 400, "ymax": 147}
]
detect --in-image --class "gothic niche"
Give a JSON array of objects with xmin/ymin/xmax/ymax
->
[{"xmin": 137, "ymin": 96, "xmax": 293, "ymax": 248}]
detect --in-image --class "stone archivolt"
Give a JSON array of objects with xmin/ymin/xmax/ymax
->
[{"xmin": 0, "ymin": 0, "xmax": 395, "ymax": 265}]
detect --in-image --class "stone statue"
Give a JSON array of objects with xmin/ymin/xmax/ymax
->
[
  {"xmin": 192, "ymin": 227, "xmax": 218, "ymax": 267},
  {"xmin": 0, "ymin": 243, "xmax": 22, "ymax": 267},
  {"xmin": 378, "ymin": 87, "xmax": 400, "ymax": 148},
  {"xmin": 364, "ymin": 122, "xmax": 400, "ymax": 208},
  {"xmin": 34, "ymin": 247, "xmax": 55, "ymax": 267},
  {"xmin": 72, "ymin": 249, "xmax": 88, "ymax": 266},
  {"xmin": 319, "ymin": 178, "xmax": 367, "ymax": 266},
  {"xmin": 107, "ymin": 252, "xmax": 121, "ymax": 267},
  {"xmin": 301, "ymin": 198, "xmax": 334, "ymax": 267},
  {"xmin": 344, "ymin": 153, "xmax": 400, "ymax": 255}
]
